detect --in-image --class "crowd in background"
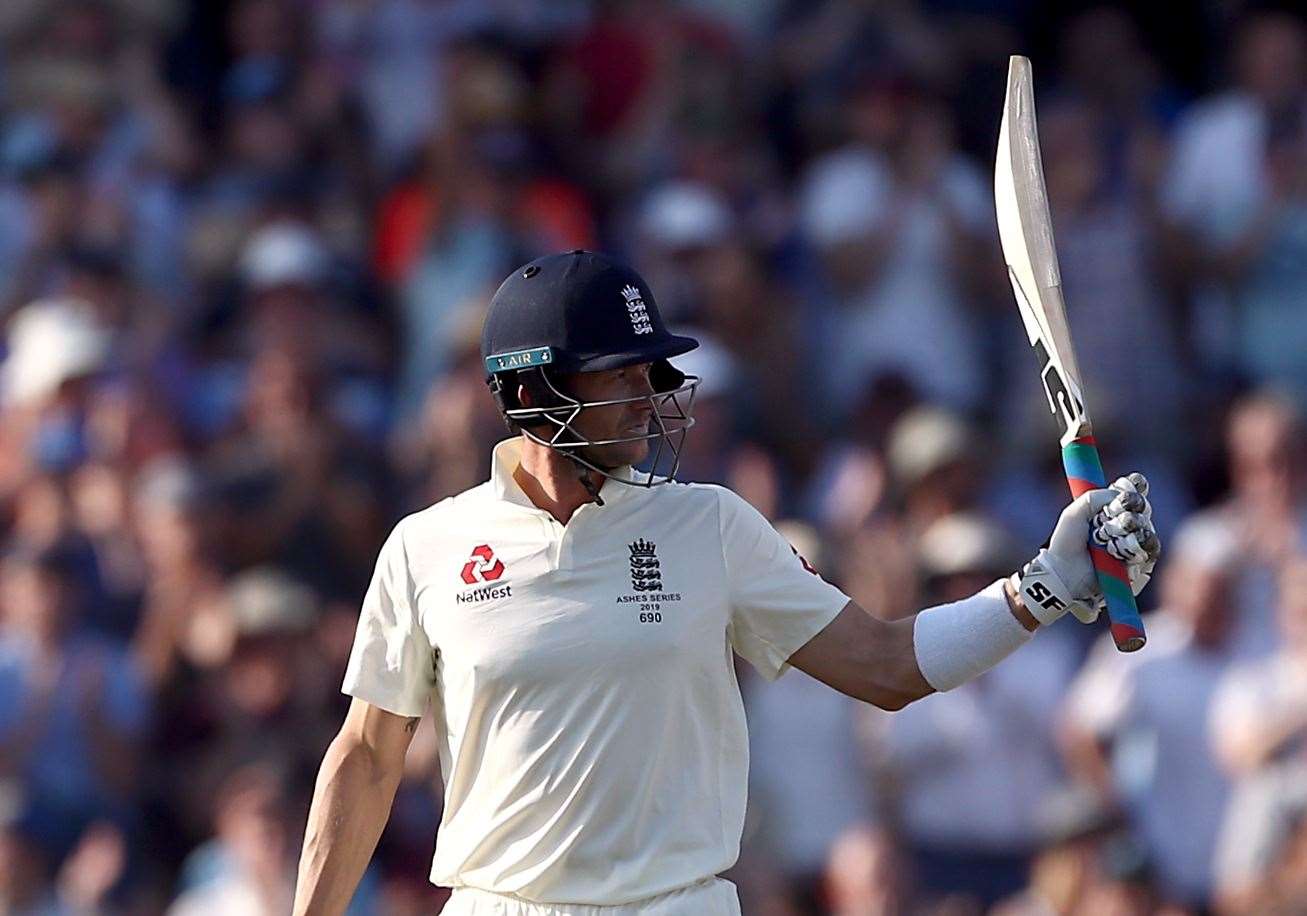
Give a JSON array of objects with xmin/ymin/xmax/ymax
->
[{"xmin": 0, "ymin": 1, "xmax": 1305, "ymax": 913}]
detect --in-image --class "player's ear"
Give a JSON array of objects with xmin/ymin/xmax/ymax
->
[{"xmin": 517, "ymin": 382, "xmax": 535, "ymax": 408}]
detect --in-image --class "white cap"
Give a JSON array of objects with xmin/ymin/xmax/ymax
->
[
  {"xmin": 1, "ymin": 297, "xmax": 111, "ymax": 406},
  {"xmin": 798, "ymin": 149, "xmax": 890, "ymax": 247},
  {"xmin": 886, "ymin": 406, "xmax": 973, "ymax": 487},
  {"xmin": 240, "ymin": 222, "xmax": 327, "ymax": 290},
  {"xmin": 639, "ymin": 181, "xmax": 732, "ymax": 249},
  {"xmin": 227, "ymin": 567, "xmax": 317, "ymax": 637},
  {"xmin": 917, "ymin": 512, "xmax": 1018, "ymax": 577}
]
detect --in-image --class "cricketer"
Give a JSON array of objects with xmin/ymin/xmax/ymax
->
[{"xmin": 291, "ymin": 250, "xmax": 1160, "ymax": 915}]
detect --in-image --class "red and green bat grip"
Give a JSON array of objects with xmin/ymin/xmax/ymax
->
[{"xmin": 1062, "ymin": 436, "xmax": 1147, "ymax": 652}]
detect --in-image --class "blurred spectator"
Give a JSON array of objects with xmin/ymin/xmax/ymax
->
[
  {"xmin": 130, "ymin": 459, "xmax": 227, "ymax": 687},
  {"xmin": 1219, "ymin": 103, "xmax": 1307, "ymax": 399},
  {"xmin": 634, "ymin": 179, "xmax": 735, "ymax": 324},
  {"xmin": 690, "ymin": 242, "xmax": 821, "ymax": 475},
  {"xmin": 838, "ymin": 524, "xmax": 919, "ymax": 625},
  {"xmin": 207, "ymin": 339, "xmax": 386, "ymax": 599},
  {"xmin": 663, "ymin": 331, "xmax": 743, "ymax": 484},
  {"xmin": 1, "ymin": 296, "xmax": 110, "ymax": 410},
  {"xmin": 0, "ymin": 790, "xmax": 65, "ymax": 916},
  {"xmin": 884, "ymin": 406, "xmax": 984, "ymax": 537},
  {"xmin": 1209, "ymin": 555, "xmax": 1307, "ymax": 912},
  {"xmin": 1060, "ymin": 518, "xmax": 1241, "ymax": 909},
  {"xmin": 798, "ymin": 75, "xmax": 990, "ymax": 418},
  {"xmin": 189, "ymin": 569, "xmax": 332, "ymax": 789},
  {"xmin": 801, "ymin": 374, "xmax": 914, "ymax": 537},
  {"xmin": 1066, "ymin": 834, "xmax": 1166, "ymax": 916},
  {"xmin": 1161, "ymin": 11, "xmax": 1307, "ymax": 377},
  {"xmin": 745, "ymin": 523, "xmax": 871, "ymax": 914},
  {"xmin": 1195, "ymin": 390, "xmax": 1306, "ymax": 660},
  {"xmin": 1006, "ymin": 96, "xmax": 1185, "ymax": 456},
  {"xmin": 392, "ymin": 142, "xmax": 520, "ymax": 418},
  {"xmin": 823, "ymin": 824, "xmax": 911, "ymax": 916},
  {"xmin": 861, "ymin": 512, "xmax": 1080, "ymax": 911},
  {"xmin": 167, "ymin": 763, "xmax": 296, "ymax": 916},
  {"xmin": 0, "ymin": 541, "xmax": 149, "ymax": 860}
]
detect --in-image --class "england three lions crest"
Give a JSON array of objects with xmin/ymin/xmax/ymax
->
[
  {"xmin": 628, "ymin": 538, "xmax": 662, "ymax": 591},
  {"xmin": 621, "ymin": 285, "xmax": 654, "ymax": 336}
]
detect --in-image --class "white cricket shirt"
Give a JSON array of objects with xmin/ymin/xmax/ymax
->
[{"xmin": 342, "ymin": 438, "xmax": 849, "ymax": 905}]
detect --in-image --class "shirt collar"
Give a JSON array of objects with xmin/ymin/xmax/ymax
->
[{"xmin": 489, "ymin": 437, "xmax": 637, "ymax": 509}]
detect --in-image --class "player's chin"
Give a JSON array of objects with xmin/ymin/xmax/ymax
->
[{"xmin": 600, "ymin": 435, "xmax": 651, "ymax": 469}]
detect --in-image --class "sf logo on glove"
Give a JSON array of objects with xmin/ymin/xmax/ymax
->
[{"xmin": 1024, "ymin": 581, "xmax": 1066, "ymax": 614}]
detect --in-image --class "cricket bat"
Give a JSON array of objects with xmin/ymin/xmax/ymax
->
[{"xmin": 995, "ymin": 55, "xmax": 1146, "ymax": 652}]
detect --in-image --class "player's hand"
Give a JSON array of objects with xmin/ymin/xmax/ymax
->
[
  {"xmin": 1092, "ymin": 473, "xmax": 1160, "ymax": 595},
  {"xmin": 1017, "ymin": 472, "xmax": 1161, "ymax": 625}
]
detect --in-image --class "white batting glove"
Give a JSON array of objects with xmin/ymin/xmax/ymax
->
[
  {"xmin": 1017, "ymin": 472, "xmax": 1161, "ymax": 626},
  {"xmin": 1093, "ymin": 473, "xmax": 1161, "ymax": 595}
]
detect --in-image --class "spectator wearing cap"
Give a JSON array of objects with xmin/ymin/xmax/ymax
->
[
  {"xmin": 1060, "ymin": 517, "xmax": 1241, "ymax": 909},
  {"xmin": 235, "ymin": 220, "xmax": 393, "ymax": 447},
  {"xmin": 0, "ymin": 299, "xmax": 114, "ymax": 525},
  {"xmin": 883, "ymin": 405, "xmax": 984, "ymax": 538},
  {"xmin": 633, "ymin": 179, "xmax": 735, "ymax": 326},
  {"xmin": 0, "ymin": 541, "xmax": 149, "ymax": 860},
  {"xmin": 1209, "ymin": 555, "xmax": 1307, "ymax": 911},
  {"xmin": 181, "ymin": 568, "xmax": 333, "ymax": 826},
  {"xmin": 859, "ymin": 513, "xmax": 1081, "ymax": 910},
  {"xmin": 1, "ymin": 297, "xmax": 111, "ymax": 411}
]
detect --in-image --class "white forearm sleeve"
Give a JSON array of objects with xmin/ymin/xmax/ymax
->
[{"xmin": 912, "ymin": 579, "xmax": 1033, "ymax": 692}]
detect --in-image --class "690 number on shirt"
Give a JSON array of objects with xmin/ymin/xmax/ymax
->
[{"xmin": 638, "ymin": 602, "xmax": 662, "ymax": 624}]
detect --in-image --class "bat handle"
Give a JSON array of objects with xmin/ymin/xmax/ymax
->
[{"xmin": 1061, "ymin": 436, "xmax": 1147, "ymax": 652}]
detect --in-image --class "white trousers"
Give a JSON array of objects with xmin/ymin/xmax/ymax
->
[{"xmin": 439, "ymin": 877, "xmax": 741, "ymax": 915}]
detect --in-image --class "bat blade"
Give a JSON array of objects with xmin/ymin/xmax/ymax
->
[
  {"xmin": 995, "ymin": 55, "xmax": 1089, "ymax": 448},
  {"xmin": 995, "ymin": 55, "xmax": 1147, "ymax": 653}
]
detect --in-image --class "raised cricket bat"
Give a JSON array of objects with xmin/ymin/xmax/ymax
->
[{"xmin": 995, "ymin": 55, "xmax": 1146, "ymax": 652}]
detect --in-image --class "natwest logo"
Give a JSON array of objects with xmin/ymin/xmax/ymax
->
[{"xmin": 461, "ymin": 545, "xmax": 505, "ymax": 584}]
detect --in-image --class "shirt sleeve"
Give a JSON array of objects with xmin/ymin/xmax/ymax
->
[
  {"xmin": 714, "ymin": 486, "xmax": 850, "ymax": 681},
  {"xmin": 342, "ymin": 518, "xmax": 435, "ymax": 717}
]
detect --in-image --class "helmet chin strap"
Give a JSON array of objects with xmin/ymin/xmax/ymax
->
[
  {"xmin": 575, "ymin": 464, "xmax": 605, "ymax": 507},
  {"xmin": 563, "ymin": 445, "xmax": 620, "ymax": 507}
]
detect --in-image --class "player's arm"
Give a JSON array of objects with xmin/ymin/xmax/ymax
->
[
  {"xmin": 293, "ymin": 698, "xmax": 420, "ymax": 916},
  {"xmin": 791, "ymin": 476, "xmax": 1159, "ymax": 710},
  {"xmin": 789, "ymin": 582, "xmax": 1037, "ymax": 711}
]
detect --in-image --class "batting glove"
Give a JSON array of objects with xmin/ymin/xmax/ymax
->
[{"xmin": 1017, "ymin": 472, "xmax": 1161, "ymax": 626}]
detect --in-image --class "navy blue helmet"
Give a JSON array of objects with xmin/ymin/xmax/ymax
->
[{"xmin": 481, "ymin": 250, "xmax": 700, "ymax": 485}]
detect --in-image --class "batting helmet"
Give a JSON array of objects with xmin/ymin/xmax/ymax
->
[{"xmin": 481, "ymin": 250, "xmax": 700, "ymax": 486}]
